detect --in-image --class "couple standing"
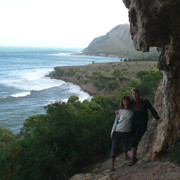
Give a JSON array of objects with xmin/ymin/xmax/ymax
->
[{"xmin": 110, "ymin": 88, "xmax": 162, "ymax": 171}]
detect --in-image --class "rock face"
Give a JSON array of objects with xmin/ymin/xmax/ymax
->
[{"xmin": 122, "ymin": 0, "xmax": 180, "ymax": 159}]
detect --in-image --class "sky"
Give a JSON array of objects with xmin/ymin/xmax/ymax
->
[{"xmin": 0, "ymin": 0, "xmax": 129, "ymax": 48}]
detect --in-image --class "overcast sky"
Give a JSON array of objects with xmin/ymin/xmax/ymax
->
[{"xmin": 0, "ymin": 0, "xmax": 129, "ymax": 48}]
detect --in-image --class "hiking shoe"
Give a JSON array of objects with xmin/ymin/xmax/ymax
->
[{"xmin": 128, "ymin": 157, "xmax": 138, "ymax": 166}]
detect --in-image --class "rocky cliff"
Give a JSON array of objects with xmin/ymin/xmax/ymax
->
[
  {"xmin": 122, "ymin": 0, "xmax": 180, "ymax": 159},
  {"xmin": 83, "ymin": 24, "xmax": 157, "ymax": 58}
]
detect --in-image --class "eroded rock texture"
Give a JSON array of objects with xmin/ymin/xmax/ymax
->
[{"xmin": 123, "ymin": 0, "xmax": 180, "ymax": 159}]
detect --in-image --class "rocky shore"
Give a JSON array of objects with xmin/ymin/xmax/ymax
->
[{"xmin": 49, "ymin": 71, "xmax": 101, "ymax": 96}]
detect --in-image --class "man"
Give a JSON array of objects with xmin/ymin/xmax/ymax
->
[{"xmin": 129, "ymin": 88, "xmax": 162, "ymax": 166}]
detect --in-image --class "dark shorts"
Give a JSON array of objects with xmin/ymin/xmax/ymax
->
[
  {"xmin": 131, "ymin": 126, "xmax": 146, "ymax": 148},
  {"xmin": 110, "ymin": 131, "xmax": 131, "ymax": 159}
]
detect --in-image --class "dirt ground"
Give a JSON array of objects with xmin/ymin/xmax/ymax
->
[{"xmin": 70, "ymin": 153, "xmax": 180, "ymax": 180}]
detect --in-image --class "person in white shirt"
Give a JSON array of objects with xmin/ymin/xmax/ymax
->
[{"xmin": 109, "ymin": 96, "xmax": 133, "ymax": 172}]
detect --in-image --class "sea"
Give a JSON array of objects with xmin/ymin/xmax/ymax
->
[{"xmin": 0, "ymin": 46, "xmax": 121, "ymax": 134}]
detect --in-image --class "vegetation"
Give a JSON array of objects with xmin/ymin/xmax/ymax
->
[
  {"xmin": 128, "ymin": 56, "xmax": 158, "ymax": 61},
  {"xmin": 0, "ymin": 96, "xmax": 116, "ymax": 180},
  {"xmin": 0, "ymin": 60, "xmax": 166, "ymax": 179},
  {"xmin": 82, "ymin": 24, "xmax": 158, "ymax": 58},
  {"xmin": 52, "ymin": 61, "xmax": 158, "ymax": 94},
  {"xmin": 136, "ymin": 70, "xmax": 163, "ymax": 103}
]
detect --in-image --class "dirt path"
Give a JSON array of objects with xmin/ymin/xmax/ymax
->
[{"xmin": 70, "ymin": 153, "xmax": 180, "ymax": 180}]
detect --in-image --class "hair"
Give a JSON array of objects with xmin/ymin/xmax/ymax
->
[
  {"xmin": 131, "ymin": 87, "xmax": 140, "ymax": 95},
  {"xmin": 120, "ymin": 95, "xmax": 132, "ymax": 109}
]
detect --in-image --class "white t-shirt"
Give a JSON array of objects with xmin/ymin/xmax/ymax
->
[{"xmin": 111, "ymin": 109, "xmax": 133, "ymax": 134}]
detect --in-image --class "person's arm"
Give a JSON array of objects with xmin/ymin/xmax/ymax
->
[
  {"xmin": 146, "ymin": 100, "xmax": 161, "ymax": 121},
  {"xmin": 110, "ymin": 112, "xmax": 119, "ymax": 139}
]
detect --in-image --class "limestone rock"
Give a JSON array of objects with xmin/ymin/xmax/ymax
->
[{"xmin": 122, "ymin": 0, "xmax": 180, "ymax": 159}]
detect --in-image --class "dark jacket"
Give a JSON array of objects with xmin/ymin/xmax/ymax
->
[{"xmin": 131, "ymin": 98, "xmax": 160, "ymax": 129}]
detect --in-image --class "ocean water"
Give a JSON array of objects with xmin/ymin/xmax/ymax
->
[{"xmin": 0, "ymin": 46, "xmax": 121, "ymax": 133}]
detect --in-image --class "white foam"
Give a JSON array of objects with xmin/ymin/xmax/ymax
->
[
  {"xmin": 11, "ymin": 91, "xmax": 31, "ymax": 98},
  {"xmin": 1, "ymin": 68, "xmax": 65, "ymax": 91},
  {"xmin": 62, "ymin": 82, "xmax": 92, "ymax": 102},
  {"xmin": 49, "ymin": 53, "xmax": 72, "ymax": 56}
]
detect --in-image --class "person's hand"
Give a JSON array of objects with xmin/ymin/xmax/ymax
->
[
  {"xmin": 110, "ymin": 134, "xmax": 114, "ymax": 140},
  {"xmin": 116, "ymin": 110, "xmax": 119, "ymax": 115},
  {"xmin": 158, "ymin": 118, "xmax": 163, "ymax": 124}
]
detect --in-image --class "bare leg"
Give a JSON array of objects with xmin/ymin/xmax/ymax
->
[
  {"xmin": 125, "ymin": 152, "xmax": 131, "ymax": 160},
  {"xmin": 128, "ymin": 147, "xmax": 137, "ymax": 166},
  {"xmin": 132, "ymin": 147, "xmax": 137, "ymax": 159},
  {"xmin": 110, "ymin": 158, "xmax": 115, "ymax": 171}
]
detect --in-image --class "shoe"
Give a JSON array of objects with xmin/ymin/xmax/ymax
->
[{"xmin": 128, "ymin": 157, "xmax": 138, "ymax": 166}]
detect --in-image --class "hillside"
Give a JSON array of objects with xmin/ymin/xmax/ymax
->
[
  {"xmin": 82, "ymin": 24, "xmax": 157, "ymax": 58},
  {"xmin": 49, "ymin": 61, "xmax": 158, "ymax": 96}
]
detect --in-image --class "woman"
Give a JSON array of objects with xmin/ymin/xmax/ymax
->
[{"xmin": 109, "ymin": 96, "xmax": 133, "ymax": 171}]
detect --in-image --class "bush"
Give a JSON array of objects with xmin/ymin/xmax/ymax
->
[
  {"xmin": 80, "ymin": 78, "xmax": 89, "ymax": 84},
  {"xmin": 75, "ymin": 73, "xmax": 81, "ymax": 80},
  {"xmin": 105, "ymin": 81, "xmax": 119, "ymax": 91},
  {"xmin": 113, "ymin": 69, "xmax": 121, "ymax": 78},
  {"xmin": 93, "ymin": 80, "xmax": 104, "ymax": 90},
  {"xmin": 65, "ymin": 68, "xmax": 75, "ymax": 76},
  {"xmin": 54, "ymin": 67, "xmax": 64, "ymax": 76},
  {"xmin": 91, "ymin": 72, "xmax": 105, "ymax": 80},
  {"xmin": 136, "ymin": 70, "xmax": 163, "ymax": 103}
]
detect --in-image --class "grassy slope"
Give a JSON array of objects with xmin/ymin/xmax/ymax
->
[{"xmin": 50, "ymin": 61, "xmax": 158, "ymax": 95}]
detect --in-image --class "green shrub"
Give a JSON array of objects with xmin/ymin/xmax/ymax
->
[
  {"xmin": 113, "ymin": 69, "xmax": 121, "ymax": 78},
  {"xmin": 65, "ymin": 68, "xmax": 75, "ymax": 76},
  {"xmin": 54, "ymin": 67, "xmax": 64, "ymax": 77},
  {"xmin": 80, "ymin": 78, "xmax": 89, "ymax": 84},
  {"xmin": 105, "ymin": 81, "xmax": 119, "ymax": 91},
  {"xmin": 136, "ymin": 70, "xmax": 163, "ymax": 103},
  {"xmin": 93, "ymin": 80, "xmax": 104, "ymax": 90},
  {"xmin": 75, "ymin": 73, "xmax": 81, "ymax": 80}
]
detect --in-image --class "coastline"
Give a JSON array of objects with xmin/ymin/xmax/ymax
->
[
  {"xmin": 48, "ymin": 71, "xmax": 101, "ymax": 96},
  {"xmin": 48, "ymin": 61, "xmax": 158, "ymax": 98},
  {"xmin": 71, "ymin": 52, "xmax": 129, "ymax": 59}
]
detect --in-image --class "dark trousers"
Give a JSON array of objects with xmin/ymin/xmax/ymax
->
[
  {"xmin": 110, "ymin": 131, "xmax": 131, "ymax": 159},
  {"xmin": 131, "ymin": 126, "xmax": 146, "ymax": 148}
]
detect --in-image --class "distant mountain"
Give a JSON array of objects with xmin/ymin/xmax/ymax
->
[{"xmin": 83, "ymin": 24, "xmax": 157, "ymax": 58}]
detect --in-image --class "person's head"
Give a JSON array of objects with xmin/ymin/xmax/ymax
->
[
  {"xmin": 120, "ymin": 95, "xmax": 131, "ymax": 109},
  {"xmin": 131, "ymin": 88, "xmax": 140, "ymax": 102}
]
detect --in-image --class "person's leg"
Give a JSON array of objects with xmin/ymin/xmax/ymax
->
[
  {"xmin": 131, "ymin": 146, "xmax": 137, "ymax": 159},
  {"xmin": 109, "ymin": 132, "xmax": 121, "ymax": 171},
  {"xmin": 121, "ymin": 132, "xmax": 131, "ymax": 160},
  {"xmin": 128, "ymin": 147, "xmax": 138, "ymax": 166},
  {"xmin": 111, "ymin": 158, "xmax": 115, "ymax": 171},
  {"xmin": 129, "ymin": 128, "xmax": 145, "ymax": 166},
  {"xmin": 125, "ymin": 152, "xmax": 131, "ymax": 160}
]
